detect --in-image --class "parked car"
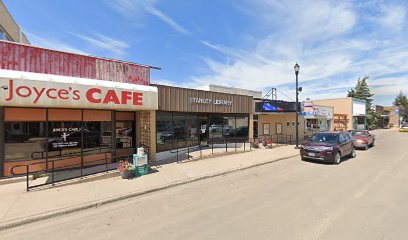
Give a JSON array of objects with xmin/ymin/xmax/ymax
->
[
  {"xmin": 300, "ymin": 131, "xmax": 356, "ymax": 164},
  {"xmin": 348, "ymin": 130, "xmax": 375, "ymax": 150},
  {"xmin": 228, "ymin": 126, "xmax": 249, "ymax": 138},
  {"xmin": 400, "ymin": 122, "xmax": 408, "ymax": 132},
  {"xmin": 209, "ymin": 124, "xmax": 231, "ymax": 135}
]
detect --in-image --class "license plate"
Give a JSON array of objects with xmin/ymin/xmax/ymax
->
[{"xmin": 308, "ymin": 152, "xmax": 316, "ymax": 157}]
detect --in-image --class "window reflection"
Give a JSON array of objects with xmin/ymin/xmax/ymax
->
[
  {"xmin": 116, "ymin": 121, "xmax": 134, "ymax": 149},
  {"xmin": 157, "ymin": 112, "xmax": 173, "ymax": 152},
  {"xmin": 209, "ymin": 115, "xmax": 225, "ymax": 139},
  {"xmin": 232, "ymin": 116, "xmax": 249, "ymax": 138},
  {"xmin": 156, "ymin": 112, "xmax": 249, "ymax": 153},
  {"xmin": 5, "ymin": 122, "xmax": 47, "ymax": 161}
]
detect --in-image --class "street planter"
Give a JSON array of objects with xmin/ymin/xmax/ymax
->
[
  {"xmin": 118, "ymin": 160, "xmax": 135, "ymax": 179},
  {"xmin": 120, "ymin": 170, "xmax": 135, "ymax": 179},
  {"xmin": 252, "ymin": 140, "xmax": 260, "ymax": 148}
]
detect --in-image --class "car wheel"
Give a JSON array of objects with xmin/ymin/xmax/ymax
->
[
  {"xmin": 333, "ymin": 152, "xmax": 341, "ymax": 164},
  {"xmin": 370, "ymin": 141, "xmax": 375, "ymax": 147},
  {"xmin": 350, "ymin": 147, "xmax": 356, "ymax": 158}
]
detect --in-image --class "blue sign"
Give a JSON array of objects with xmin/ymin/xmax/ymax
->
[
  {"xmin": 256, "ymin": 100, "xmax": 299, "ymax": 112},
  {"xmin": 263, "ymin": 102, "xmax": 283, "ymax": 111}
]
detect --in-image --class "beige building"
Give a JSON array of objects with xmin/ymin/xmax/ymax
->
[
  {"xmin": 0, "ymin": 0, "xmax": 30, "ymax": 44},
  {"xmin": 254, "ymin": 99, "xmax": 305, "ymax": 144},
  {"xmin": 384, "ymin": 106, "xmax": 404, "ymax": 127},
  {"xmin": 257, "ymin": 113, "xmax": 305, "ymax": 142},
  {"xmin": 313, "ymin": 97, "xmax": 367, "ymax": 131}
]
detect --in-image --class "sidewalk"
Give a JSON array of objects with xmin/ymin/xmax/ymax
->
[{"xmin": 0, "ymin": 145, "xmax": 299, "ymax": 230}]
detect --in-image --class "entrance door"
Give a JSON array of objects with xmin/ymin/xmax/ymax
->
[
  {"xmin": 199, "ymin": 116, "xmax": 209, "ymax": 143},
  {"xmin": 253, "ymin": 121, "xmax": 259, "ymax": 138}
]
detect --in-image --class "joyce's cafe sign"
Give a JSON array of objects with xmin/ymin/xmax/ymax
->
[{"xmin": 0, "ymin": 71, "xmax": 158, "ymax": 111}]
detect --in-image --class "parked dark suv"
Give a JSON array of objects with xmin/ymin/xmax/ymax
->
[{"xmin": 300, "ymin": 131, "xmax": 356, "ymax": 164}]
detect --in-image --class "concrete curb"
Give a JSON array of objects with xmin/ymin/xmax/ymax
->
[{"xmin": 0, "ymin": 154, "xmax": 298, "ymax": 231}]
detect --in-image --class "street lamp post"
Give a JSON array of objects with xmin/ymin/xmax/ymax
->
[{"xmin": 294, "ymin": 63, "xmax": 300, "ymax": 148}]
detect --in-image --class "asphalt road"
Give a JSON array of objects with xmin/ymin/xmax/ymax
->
[{"xmin": 2, "ymin": 129, "xmax": 408, "ymax": 240}]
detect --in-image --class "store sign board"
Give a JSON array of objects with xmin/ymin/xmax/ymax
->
[
  {"xmin": 353, "ymin": 101, "xmax": 366, "ymax": 115},
  {"xmin": 303, "ymin": 105, "xmax": 333, "ymax": 119},
  {"xmin": 0, "ymin": 72, "xmax": 158, "ymax": 110},
  {"xmin": 255, "ymin": 100, "xmax": 298, "ymax": 112},
  {"xmin": 189, "ymin": 97, "xmax": 233, "ymax": 106}
]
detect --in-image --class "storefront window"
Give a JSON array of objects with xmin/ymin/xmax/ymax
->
[
  {"xmin": 223, "ymin": 116, "xmax": 235, "ymax": 138},
  {"xmin": 156, "ymin": 112, "xmax": 249, "ymax": 152},
  {"xmin": 82, "ymin": 121, "xmax": 112, "ymax": 155},
  {"xmin": 209, "ymin": 115, "xmax": 225, "ymax": 139},
  {"xmin": 48, "ymin": 121, "xmax": 82, "ymax": 158},
  {"xmin": 234, "ymin": 116, "xmax": 249, "ymax": 139},
  {"xmin": 157, "ymin": 112, "xmax": 173, "ymax": 152},
  {"xmin": 186, "ymin": 114, "xmax": 198, "ymax": 144},
  {"xmin": 173, "ymin": 114, "xmax": 187, "ymax": 148},
  {"xmin": 5, "ymin": 122, "xmax": 47, "ymax": 161},
  {"xmin": 116, "ymin": 121, "xmax": 134, "ymax": 149}
]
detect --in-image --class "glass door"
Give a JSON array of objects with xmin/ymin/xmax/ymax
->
[{"xmin": 198, "ymin": 115, "xmax": 209, "ymax": 144}]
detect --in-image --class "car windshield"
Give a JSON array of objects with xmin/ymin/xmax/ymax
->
[
  {"xmin": 310, "ymin": 133, "xmax": 338, "ymax": 143},
  {"xmin": 350, "ymin": 131, "xmax": 367, "ymax": 136}
]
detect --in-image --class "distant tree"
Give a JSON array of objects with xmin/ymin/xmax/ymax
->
[
  {"xmin": 393, "ymin": 91, "xmax": 408, "ymax": 118},
  {"xmin": 347, "ymin": 89, "xmax": 355, "ymax": 97},
  {"xmin": 353, "ymin": 76, "xmax": 374, "ymax": 110},
  {"xmin": 347, "ymin": 75, "xmax": 377, "ymax": 128}
]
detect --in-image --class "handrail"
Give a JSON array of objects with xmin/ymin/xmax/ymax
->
[
  {"xmin": 169, "ymin": 138, "xmax": 252, "ymax": 163},
  {"xmin": 13, "ymin": 152, "xmax": 137, "ymax": 191},
  {"xmin": 10, "ymin": 147, "xmax": 140, "ymax": 176}
]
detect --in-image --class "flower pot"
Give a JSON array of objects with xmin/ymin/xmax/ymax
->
[{"xmin": 120, "ymin": 170, "xmax": 134, "ymax": 179}]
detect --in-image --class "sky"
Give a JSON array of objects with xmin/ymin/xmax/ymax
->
[{"xmin": 4, "ymin": 0, "xmax": 408, "ymax": 105}]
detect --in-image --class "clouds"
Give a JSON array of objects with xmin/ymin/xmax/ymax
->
[
  {"xmin": 68, "ymin": 32, "xmax": 130, "ymax": 58},
  {"xmin": 190, "ymin": 0, "xmax": 408, "ymax": 105},
  {"xmin": 107, "ymin": 0, "xmax": 190, "ymax": 35},
  {"xmin": 26, "ymin": 32, "xmax": 89, "ymax": 55},
  {"xmin": 26, "ymin": 31, "xmax": 130, "ymax": 59}
]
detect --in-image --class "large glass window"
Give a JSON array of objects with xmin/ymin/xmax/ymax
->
[
  {"xmin": 209, "ymin": 115, "xmax": 225, "ymax": 139},
  {"xmin": 173, "ymin": 114, "xmax": 187, "ymax": 149},
  {"xmin": 82, "ymin": 121, "xmax": 112, "ymax": 155},
  {"xmin": 233, "ymin": 115, "xmax": 249, "ymax": 139},
  {"xmin": 157, "ymin": 112, "xmax": 173, "ymax": 152},
  {"xmin": 186, "ymin": 114, "xmax": 198, "ymax": 144},
  {"xmin": 116, "ymin": 121, "xmax": 134, "ymax": 149},
  {"xmin": 48, "ymin": 121, "xmax": 82, "ymax": 158},
  {"xmin": 5, "ymin": 122, "xmax": 47, "ymax": 161},
  {"xmin": 223, "ymin": 116, "xmax": 235, "ymax": 138},
  {"xmin": 156, "ymin": 112, "xmax": 249, "ymax": 152}
]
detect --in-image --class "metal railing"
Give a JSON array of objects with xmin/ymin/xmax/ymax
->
[
  {"xmin": 169, "ymin": 138, "xmax": 253, "ymax": 163},
  {"xmin": 10, "ymin": 146, "xmax": 149, "ymax": 191},
  {"xmin": 258, "ymin": 134, "xmax": 294, "ymax": 145}
]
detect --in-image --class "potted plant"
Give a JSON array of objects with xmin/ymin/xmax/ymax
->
[
  {"xmin": 265, "ymin": 139, "xmax": 273, "ymax": 148},
  {"xmin": 118, "ymin": 161, "xmax": 134, "ymax": 179},
  {"xmin": 252, "ymin": 139, "xmax": 260, "ymax": 148}
]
